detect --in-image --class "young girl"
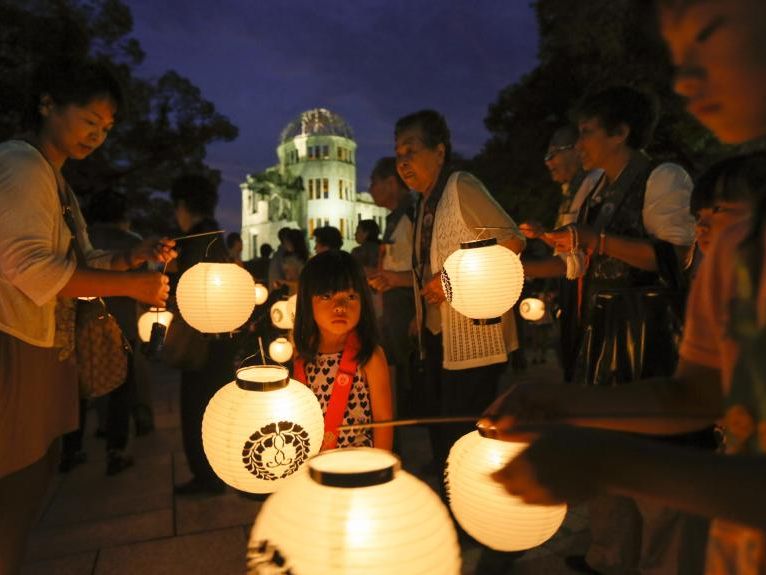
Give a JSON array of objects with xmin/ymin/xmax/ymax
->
[{"xmin": 292, "ymin": 250, "xmax": 393, "ymax": 451}]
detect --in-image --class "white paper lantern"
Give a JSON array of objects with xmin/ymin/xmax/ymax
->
[
  {"xmin": 446, "ymin": 430, "xmax": 567, "ymax": 551},
  {"xmin": 441, "ymin": 238, "xmax": 524, "ymax": 322},
  {"xmin": 519, "ymin": 297, "xmax": 546, "ymax": 322},
  {"xmin": 137, "ymin": 307, "xmax": 174, "ymax": 343},
  {"xmin": 248, "ymin": 448, "xmax": 461, "ymax": 574},
  {"xmin": 177, "ymin": 262, "xmax": 256, "ymax": 333},
  {"xmin": 270, "ymin": 298, "xmax": 295, "ymax": 330},
  {"xmin": 254, "ymin": 283, "xmax": 269, "ymax": 306},
  {"xmin": 269, "ymin": 337, "xmax": 294, "ymax": 364},
  {"xmin": 202, "ymin": 365, "xmax": 323, "ymax": 493}
]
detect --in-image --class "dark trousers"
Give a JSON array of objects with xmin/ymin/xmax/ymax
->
[
  {"xmin": 419, "ymin": 330, "xmax": 506, "ymax": 467},
  {"xmin": 180, "ymin": 339, "xmax": 236, "ymax": 485},
  {"xmin": 63, "ymin": 350, "xmax": 134, "ymax": 455}
]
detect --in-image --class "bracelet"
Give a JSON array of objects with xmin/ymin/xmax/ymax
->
[{"xmin": 598, "ymin": 231, "xmax": 606, "ymax": 256}]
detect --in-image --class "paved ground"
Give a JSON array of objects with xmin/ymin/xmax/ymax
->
[{"xmin": 22, "ymin": 353, "xmax": 591, "ymax": 575}]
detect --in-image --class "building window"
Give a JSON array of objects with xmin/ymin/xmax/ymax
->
[
  {"xmin": 322, "ymin": 145, "xmax": 329, "ymax": 159},
  {"xmin": 323, "ymin": 178, "xmax": 329, "ymax": 199},
  {"xmin": 251, "ymin": 193, "xmax": 258, "ymax": 215},
  {"xmin": 251, "ymin": 234, "xmax": 258, "ymax": 256},
  {"xmin": 308, "ymin": 179, "xmax": 314, "ymax": 200},
  {"xmin": 339, "ymin": 218, "xmax": 345, "ymax": 238}
]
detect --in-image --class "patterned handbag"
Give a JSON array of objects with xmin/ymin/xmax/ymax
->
[{"xmin": 76, "ymin": 298, "xmax": 131, "ymax": 399}]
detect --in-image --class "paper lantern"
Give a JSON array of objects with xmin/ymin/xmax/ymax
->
[
  {"xmin": 446, "ymin": 430, "xmax": 567, "ymax": 551},
  {"xmin": 177, "ymin": 262, "xmax": 256, "ymax": 333},
  {"xmin": 254, "ymin": 283, "xmax": 269, "ymax": 305},
  {"xmin": 269, "ymin": 337, "xmax": 294, "ymax": 364},
  {"xmin": 441, "ymin": 238, "xmax": 524, "ymax": 322},
  {"xmin": 519, "ymin": 297, "xmax": 546, "ymax": 322},
  {"xmin": 202, "ymin": 365, "xmax": 323, "ymax": 493},
  {"xmin": 138, "ymin": 307, "xmax": 174, "ymax": 343},
  {"xmin": 270, "ymin": 297, "xmax": 296, "ymax": 330},
  {"xmin": 248, "ymin": 448, "xmax": 461, "ymax": 574}
]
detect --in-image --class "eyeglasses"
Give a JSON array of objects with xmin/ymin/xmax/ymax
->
[{"xmin": 544, "ymin": 145, "xmax": 574, "ymax": 162}]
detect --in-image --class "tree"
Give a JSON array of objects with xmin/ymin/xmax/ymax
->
[
  {"xmin": 0, "ymin": 0, "xmax": 238, "ymax": 236},
  {"xmin": 470, "ymin": 0, "xmax": 726, "ymax": 228}
]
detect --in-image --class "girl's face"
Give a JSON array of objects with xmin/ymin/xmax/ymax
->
[
  {"xmin": 311, "ymin": 289, "xmax": 361, "ymax": 338},
  {"xmin": 694, "ymin": 207, "xmax": 714, "ymax": 254},
  {"xmin": 710, "ymin": 200, "xmax": 751, "ymax": 237},
  {"xmin": 40, "ymin": 95, "xmax": 116, "ymax": 163},
  {"xmin": 660, "ymin": 0, "xmax": 766, "ymax": 143}
]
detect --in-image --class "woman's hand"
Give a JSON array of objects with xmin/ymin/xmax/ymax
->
[
  {"xmin": 519, "ymin": 221, "xmax": 545, "ymax": 239},
  {"xmin": 478, "ymin": 383, "xmax": 564, "ymax": 441},
  {"xmin": 129, "ymin": 271, "xmax": 170, "ymax": 307},
  {"xmin": 129, "ymin": 238, "xmax": 177, "ymax": 267},
  {"xmin": 423, "ymin": 273, "xmax": 446, "ymax": 305}
]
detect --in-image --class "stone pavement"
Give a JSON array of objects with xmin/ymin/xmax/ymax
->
[{"xmin": 22, "ymin": 354, "xmax": 591, "ymax": 575}]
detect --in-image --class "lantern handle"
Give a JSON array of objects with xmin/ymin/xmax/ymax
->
[
  {"xmin": 171, "ymin": 229, "xmax": 225, "ymax": 242},
  {"xmin": 236, "ymin": 337, "xmax": 280, "ymax": 371},
  {"xmin": 473, "ymin": 226, "xmax": 517, "ymax": 242}
]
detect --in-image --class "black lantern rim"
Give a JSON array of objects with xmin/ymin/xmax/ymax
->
[
  {"xmin": 459, "ymin": 237, "xmax": 497, "ymax": 250},
  {"xmin": 236, "ymin": 365, "xmax": 290, "ymax": 391},
  {"xmin": 309, "ymin": 448, "xmax": 401, "ymax": 488}
]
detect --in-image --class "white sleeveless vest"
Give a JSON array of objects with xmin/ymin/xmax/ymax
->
[{"xmin": 430, "ymin": 172, "xmax": 512, "ymax": 370}]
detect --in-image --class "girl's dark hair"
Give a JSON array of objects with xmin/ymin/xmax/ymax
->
[
  {"xmin": 294, "ymin": 250, "xmax": 379, "ymax": 366},
  {"xmin": 357, "ymin": 219, "xmax": 381, "ymax": 243},
  {"xmin": 24, "ymin": 57, "xmax": 124, "ymax": 132},
  {"xmin": 694, "ymin": 153, "xmax": 766, "ymax": 215}
]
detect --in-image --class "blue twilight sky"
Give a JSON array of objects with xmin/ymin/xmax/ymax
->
[{"xmin": 126, "ymin": 0, "xmax": 540, "ymax": 232}]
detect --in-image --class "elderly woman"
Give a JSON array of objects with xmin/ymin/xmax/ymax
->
[{"xmin": 0, "ymin": 58, "xmax": 175, "ymax": 573}]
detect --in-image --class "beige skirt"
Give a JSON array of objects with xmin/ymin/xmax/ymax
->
[{"xmin": 0, "ymin": 331, "xmax": 78, "ymax": 478}]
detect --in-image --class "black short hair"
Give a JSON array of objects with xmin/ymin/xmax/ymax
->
[
  {"xmin": 371, "ymin": 156, "xmax": 407, "ymax": 189},
  {"xmin": 574, "ymin": 86, "xmax": 658, "ymax": 150},
  {"xmin": 170, "ymin": 174, "xmax": 218, "ymax": 217},
  {"xmin": 24, "ymin": 57, "xmax": 124, "ymax": 132},
  {"xmin": 226, "ymin": 232, "xmax": 242, "ymax": 249},
  {"xmin": 313, "ymin": 226, "xmax": 343, "ymax": 250},
  {"xmin": 294, "ymin": 250, "xmax": 379, "ymax": 366},
  {"xmin": 356, "ymin": 219, "xmax": 380, "ymax": 242},
  {"xmin": 285, "ymin": 228, "xmax": 309, "ymax": 262},
  {"xmin": 395, "ymin": 109, "xmax": 452, "ymax": 164},
  {"xmin": 260, "ymin": 243, "xmax": 274, "ymax": 258},
  {"xmin": 86, "ymin": 189, "xmax": 128, "ymax": 225}
]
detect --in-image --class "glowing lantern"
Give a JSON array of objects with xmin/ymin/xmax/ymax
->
[
  {"xmin": 441, "ymin": 238, "xmax": 524, "ymax": 322},
  {"xmin": 269, "ymin": 337, "xmax": 294, "ymax": 364},
  {"xmin": 520, "ymin": 297, "xmax": 546, "ymax": 322},
  {"xmin": 446, "ymin": 430, "xmax": 567, "ymax": 551},
  {"xmin": 270, "ymin": 296, "xmax": 296, "ymax": 330},
  {"xmin": 202, "ymin": 365, "xmax": 323, "ymax": 494},
  {"xmin": 248, "ymin": 448, "xmax": 461, "ymax": 574},
  {"xmin": 138, "ymin": 307, "xmax": 174, "ymax": 343},
  {"xmin": 254, "ymin": 283, "xmax": 269, "ymax": 306},
  {"xmin": 177, "ymin": 262, "xmax": 255, "ymax": 333}
]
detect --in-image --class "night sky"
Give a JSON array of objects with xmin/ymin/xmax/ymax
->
[{"xmin": 127, "ymin": 1, "xmax": 540, "ymax": 233}]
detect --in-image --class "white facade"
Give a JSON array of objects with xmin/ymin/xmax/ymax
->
[{"xmin": 241, "ymin": 108, "xmax": 388, "ymax": 259}]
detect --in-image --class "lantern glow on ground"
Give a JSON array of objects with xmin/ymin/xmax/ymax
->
[
  {"xmin": 519, "ymin": 297, "xmax": 546, "ymax": 322},
  {"xmin": 202, "ymin": 365, "xmax": 323, "ymax": 493},
  {"xmin": 176, "ymin": 262, "xmax": 256, "ymax": 333},
  {"xmin": 248, "ymin": 448, "xmax": 461, "ymax": 574},
  {"xmin": 441, "ymin": 238, "xmax": 524, "ymax": 322},
  {"xmin": 137, "ymin": 308, "xmax": 174, "ymax": 343},
  {"xmin": 446, "ymin": 431, "xmax": 567, "ymax": 551}
]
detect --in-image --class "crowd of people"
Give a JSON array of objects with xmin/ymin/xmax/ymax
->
[{"xmin": 1, "ymin": 0, "xmax": 766, "ymax": 574}]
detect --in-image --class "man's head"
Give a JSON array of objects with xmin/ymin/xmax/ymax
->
[
  {"xmin": 369, "ymin": 156, "xmax": 409, "ymax": 210},
  {"xmin": 394, "ymin": 109, "xmax": 450, "ymax": 194},
  {"xmin": 544, "ymin": 126, "xmax": 581, "ymax": 186},
  {"xmin": 573, "ymin": 86, "xmax": 657, "ymax": 171},
  {"xmin": 313, "ymin": 226, "xmax": 343, "ymax": 254},
  {"xmin": 659, "ymin": 0, "xmax": 766, "ymax": 144},
  {"xmin": 170, "ymin": 174, "xmax": 218, "ymax": 233}
]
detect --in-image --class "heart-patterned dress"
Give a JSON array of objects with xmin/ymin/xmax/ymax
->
[{"xmin": 304, "ymin": 351, "xmax": 373, "ymax": 448}]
